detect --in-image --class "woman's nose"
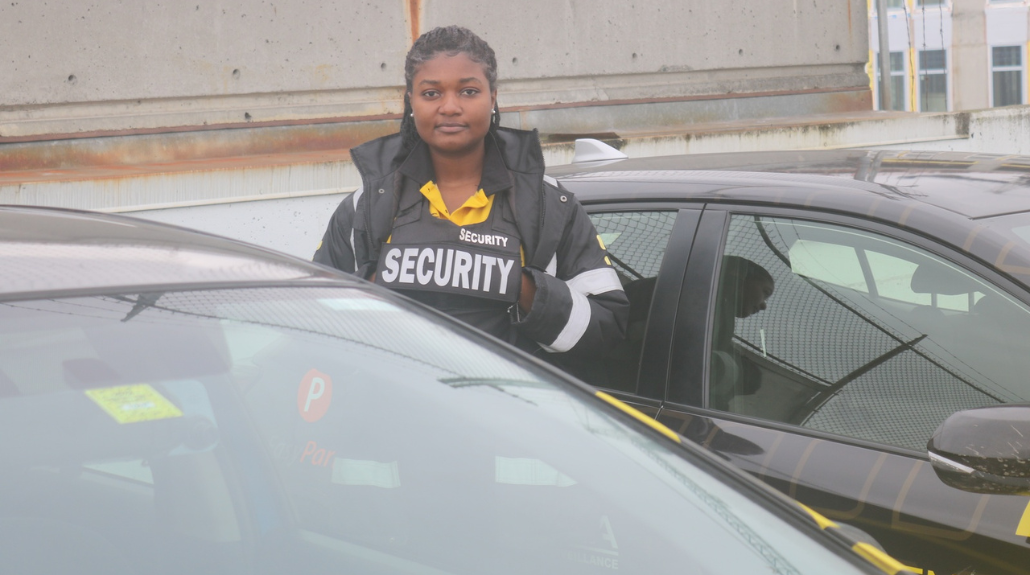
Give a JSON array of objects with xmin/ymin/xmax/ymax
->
[{"xmin": 440, "ymin": 93, "xmax": 461, "ymax": 114}]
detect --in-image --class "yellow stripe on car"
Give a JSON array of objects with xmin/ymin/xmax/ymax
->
[
  {"xmin": 1017, "ymin": 500, "xmax": 1030, "ymax": 538},
  {"xmin": 797, "ymin": 502, "xmax": 916, "ymax": 574},
  {"xmin": 797, "ymin": 502, "xmax": 839, "ymax": 530},
  {"xmin": 852, "ymin": 542, "xmax": 914, "ymax": 575},
  {"xmin": 595, "ymin": 391, "xmax": 680, "ymax": 443}
]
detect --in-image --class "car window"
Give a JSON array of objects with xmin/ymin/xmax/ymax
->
[
  {"xmin": 583, "ymin": 211, "xmax": 677, "ymax": 392},
  {"xmin": 0, "ymin": 287, "xmax": 872, "ymax": 575},
  {"xmin": 703, "ymin": 214, "xmax": 1030, "ymax": 451}
]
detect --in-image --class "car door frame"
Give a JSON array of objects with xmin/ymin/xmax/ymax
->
[{"xmin": 577, "ymin": 199, "xmax": 704, "ymax": 413}]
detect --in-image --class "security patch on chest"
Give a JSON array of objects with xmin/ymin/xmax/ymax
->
[
  {"xmin": 376, "ymin": 243, "xmax": 520, "ymax": 302},
  {"xmin": 458, "ymin": 228, "xmax": 512, "ymax": 248}
]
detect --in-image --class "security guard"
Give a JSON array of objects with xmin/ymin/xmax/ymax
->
[{"xmin": 314, "ymin": 26, "xmax": 628, "ymax": 365}]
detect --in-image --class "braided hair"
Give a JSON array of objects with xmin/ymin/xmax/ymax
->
[{"xmin": 400, "ymin": 26, "xmax": 501, "ymax": 149}]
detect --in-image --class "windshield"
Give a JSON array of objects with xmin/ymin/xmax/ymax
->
[{"xmin": 0, "ymin": 287, "xmax": 870, "ymax": 575}]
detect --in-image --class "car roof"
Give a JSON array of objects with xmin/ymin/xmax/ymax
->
[
  {"xmin": 549, "ymin": 148, "xmax": 1030, "ymax": 219},
  {"xmin": 551, "ymin": 148, "xmax": 1030, "ymax": 290},
  {"xmin": 0, "ymin": 206, "xmax": 349, "ymax": 300}
]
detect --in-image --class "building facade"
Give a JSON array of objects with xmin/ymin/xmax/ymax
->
[
  {"xmin": 869, "ymin": 0, "xmax": 1030, "ymax": 111},
  {"xmin": 1, "ymin": 0, "xmax": 870, "ymax": 144}
]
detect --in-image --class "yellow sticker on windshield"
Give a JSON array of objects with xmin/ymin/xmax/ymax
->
[{"xmin": 86, "ymin": 384, "xmax": 183, "ymax": 424}]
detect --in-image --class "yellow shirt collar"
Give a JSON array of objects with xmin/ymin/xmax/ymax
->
[{"xmin": 419, "ymin": 181, "xmax": 494, "ymax": 227}]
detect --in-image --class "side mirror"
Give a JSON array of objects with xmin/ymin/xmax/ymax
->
[{"xmin": 927, "ymin": 405, "xmax": 1030, "ymax": 495}]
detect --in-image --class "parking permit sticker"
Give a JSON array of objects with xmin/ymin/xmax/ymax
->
[
  {"xmin": 86, "ymin": 384, "xmax": 184, "ymax": 424},
  {"xmin": 297, "ymin": 369, "xmax": 333, "ymax": 423}
]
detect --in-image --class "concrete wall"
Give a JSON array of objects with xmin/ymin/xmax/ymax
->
[
  {"xmin": 1, "ymin": 0, "xmax": 871, "ymax": 140},
  {"xmin": 113, "ymin": 105, "xmax": 1030, "ymax": 261}
]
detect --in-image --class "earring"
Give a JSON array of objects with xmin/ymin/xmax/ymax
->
[{"xmin": 410, "ymin": 112, "xmax": 414, "ymax": 118}]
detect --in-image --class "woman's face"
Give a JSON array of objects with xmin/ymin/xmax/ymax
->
[
  {"xmin": 409, "ymin": 52, "xmax": 497, "ymax": 157},
  {"xmin": 736, "ymin": 275, "xmax": 775, "ymax": 319}
]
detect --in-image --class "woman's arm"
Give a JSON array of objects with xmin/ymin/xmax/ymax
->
[
  {"xmin": 514, "ymin": 196, "xmax": 630, "ymax": 357},
  {"xmin": 313, "ymin": 185, "xmax": 365, "ymax": 275}
]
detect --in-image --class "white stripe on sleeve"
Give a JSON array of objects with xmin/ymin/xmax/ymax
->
[
  {"xmin": 545, "ymin": 254, "xmax": 557, "ymax": 276},
  {"xmin": 542, "ymin": 290, "xmax": 591, "ymax": 353},
  {"xmin": 566, "ymin": 268, "xmax": 623, "ymax": 296},
  {"xmin": 349, "ymin": 184, "xmax": 364, "ymax": 273},
  {"xmin": 349, "ymin": 229, "xmax": 358, "ymax": 273},
  {"xmin": 351, "ymin": 185, "xmax": 364, "ymax": 209}
]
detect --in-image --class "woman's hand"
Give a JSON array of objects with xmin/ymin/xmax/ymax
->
[{"xmin": 518, "ymin": 270, "xmax": 536, "ymax": 314}]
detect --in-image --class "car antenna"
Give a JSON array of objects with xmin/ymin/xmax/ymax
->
[{"xmin": 572, "ymin": 138, "xmax": 628, "ymax": 164}]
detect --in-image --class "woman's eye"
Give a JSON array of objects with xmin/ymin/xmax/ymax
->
[
  {"xmin": 421, "ymin": 90, "xmax": 440, "ymax": 98},
  {"xmin": 461, "ymin": 88, "xmax": 480, "ymax": 96}
]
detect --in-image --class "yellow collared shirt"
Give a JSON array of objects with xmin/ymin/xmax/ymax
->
[
  {"xmin": 419, "ymin": 181, "xmax": 494, "ymax": 226},
  {"xmin": 416, "ymin": 181, "xmax": 523, "ymax": 266}
]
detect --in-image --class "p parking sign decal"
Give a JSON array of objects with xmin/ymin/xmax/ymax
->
[{"xmin": 297, "ymin": 369, "xmax": 333, "ymax": 422}]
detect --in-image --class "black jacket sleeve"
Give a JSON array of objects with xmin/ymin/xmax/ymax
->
[
  {"xmin": 514, "ymin": 194, "xmax": 630, "ymax": 358},
  {"xmin": 313, "ymin": 188, "xmax": 363, "ymax": 275}
]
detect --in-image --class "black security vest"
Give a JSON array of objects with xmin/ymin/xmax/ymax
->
[{"xmin": 374, "ymin": 184, "xmax": 523, "ymax": 341}]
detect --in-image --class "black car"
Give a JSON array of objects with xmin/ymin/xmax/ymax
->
[
  {"xmin": 0, "ymin": 206, "xmax": 910, "ymax": 575},
  {"xmin": 550, "ymin": 144, "xmax": 1030, "ymax": 575}
]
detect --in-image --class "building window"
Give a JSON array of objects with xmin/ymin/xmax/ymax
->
[
  {"xmin": 874, "ymin": 52, "xmax": 908, "ymax": 111},
  {"xmin": 916, "ymin": 0, "xmax": 946, "ymax": 6},
  {"xmin": 874, "ymin": 0, "xmax": 906, "ymax": 11},
  {"xmin": 918, "ymin": 49, "xmax": 948, "ymax": 112},
  {"xmin": 872, "ymin": 0, "xmax": 906, "ymax": 14},
  {"xmin": 992, "ymin": 46, "xmax": 1025, "ymax": 107}
]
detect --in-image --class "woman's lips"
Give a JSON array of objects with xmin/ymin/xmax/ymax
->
[{"xmin": 436, "ymin": 123, "xmax": 467, "ymax": 133}]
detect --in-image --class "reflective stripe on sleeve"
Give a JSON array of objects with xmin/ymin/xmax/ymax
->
[
  {"xmin": 567, "ymin": 267, "xmax": 623, "ymax": 296},
  {"xmin": 545, "ymin": 254, "xmax": 557, "ymax": 276},
  {"xmin": 542, "ymin": 289, "xmax": 591, "ymax": 353},
  {"xmin": 350, "ymin": 186, "xmax": 364, "ymax": 273},
  {"xmin": 543, "ymin": 254, "xmax": 560, "ymax": 278},
  {"xmin": 349, "ymin": 229, "xmax": 357, "ymax": 273}
]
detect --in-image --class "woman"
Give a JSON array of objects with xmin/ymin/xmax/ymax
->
[
  {"xmin": 710, "ymin": 256, "xmax": 775, "ymax": 409},
  {"xmin": 314, "ymin": 26, "xmax": 627, "ymax": 364}
]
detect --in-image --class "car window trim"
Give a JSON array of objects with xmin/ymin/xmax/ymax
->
[
  {"xmin": 0, "ymin": 278, "xmax": 352, "ymax": 305},
  {"xmin": 668, "ymin": 209, "xmax": 729, "ymax": 407},
  {"xmin": 705, "ymin": 203, "xmax": 1030, "ymax": 310},
  {"xmin": 636, "ymin": 208, "xmax": 704, "ymax": 400},
  {"xmin": 661, "ymin": 402, "xmax": 931, "ymax": 460}
]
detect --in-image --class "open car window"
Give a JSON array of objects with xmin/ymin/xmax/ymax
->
[{"xmin": 583, "ymin": 211, "xmax": 678, "ymax": 393}]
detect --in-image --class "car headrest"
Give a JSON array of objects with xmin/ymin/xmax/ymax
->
[{"xmin": 910, "ymin": 263, "xmax": 978, "ymax": 295}]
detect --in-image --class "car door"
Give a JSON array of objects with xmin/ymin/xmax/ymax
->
[
  {"xmin": 655, "ymin": 205, "xmax": 1030, "ymax": 575},
  {"xmin": 577, "ymin": 206, "xmax": 700, "ymax": 414}
]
